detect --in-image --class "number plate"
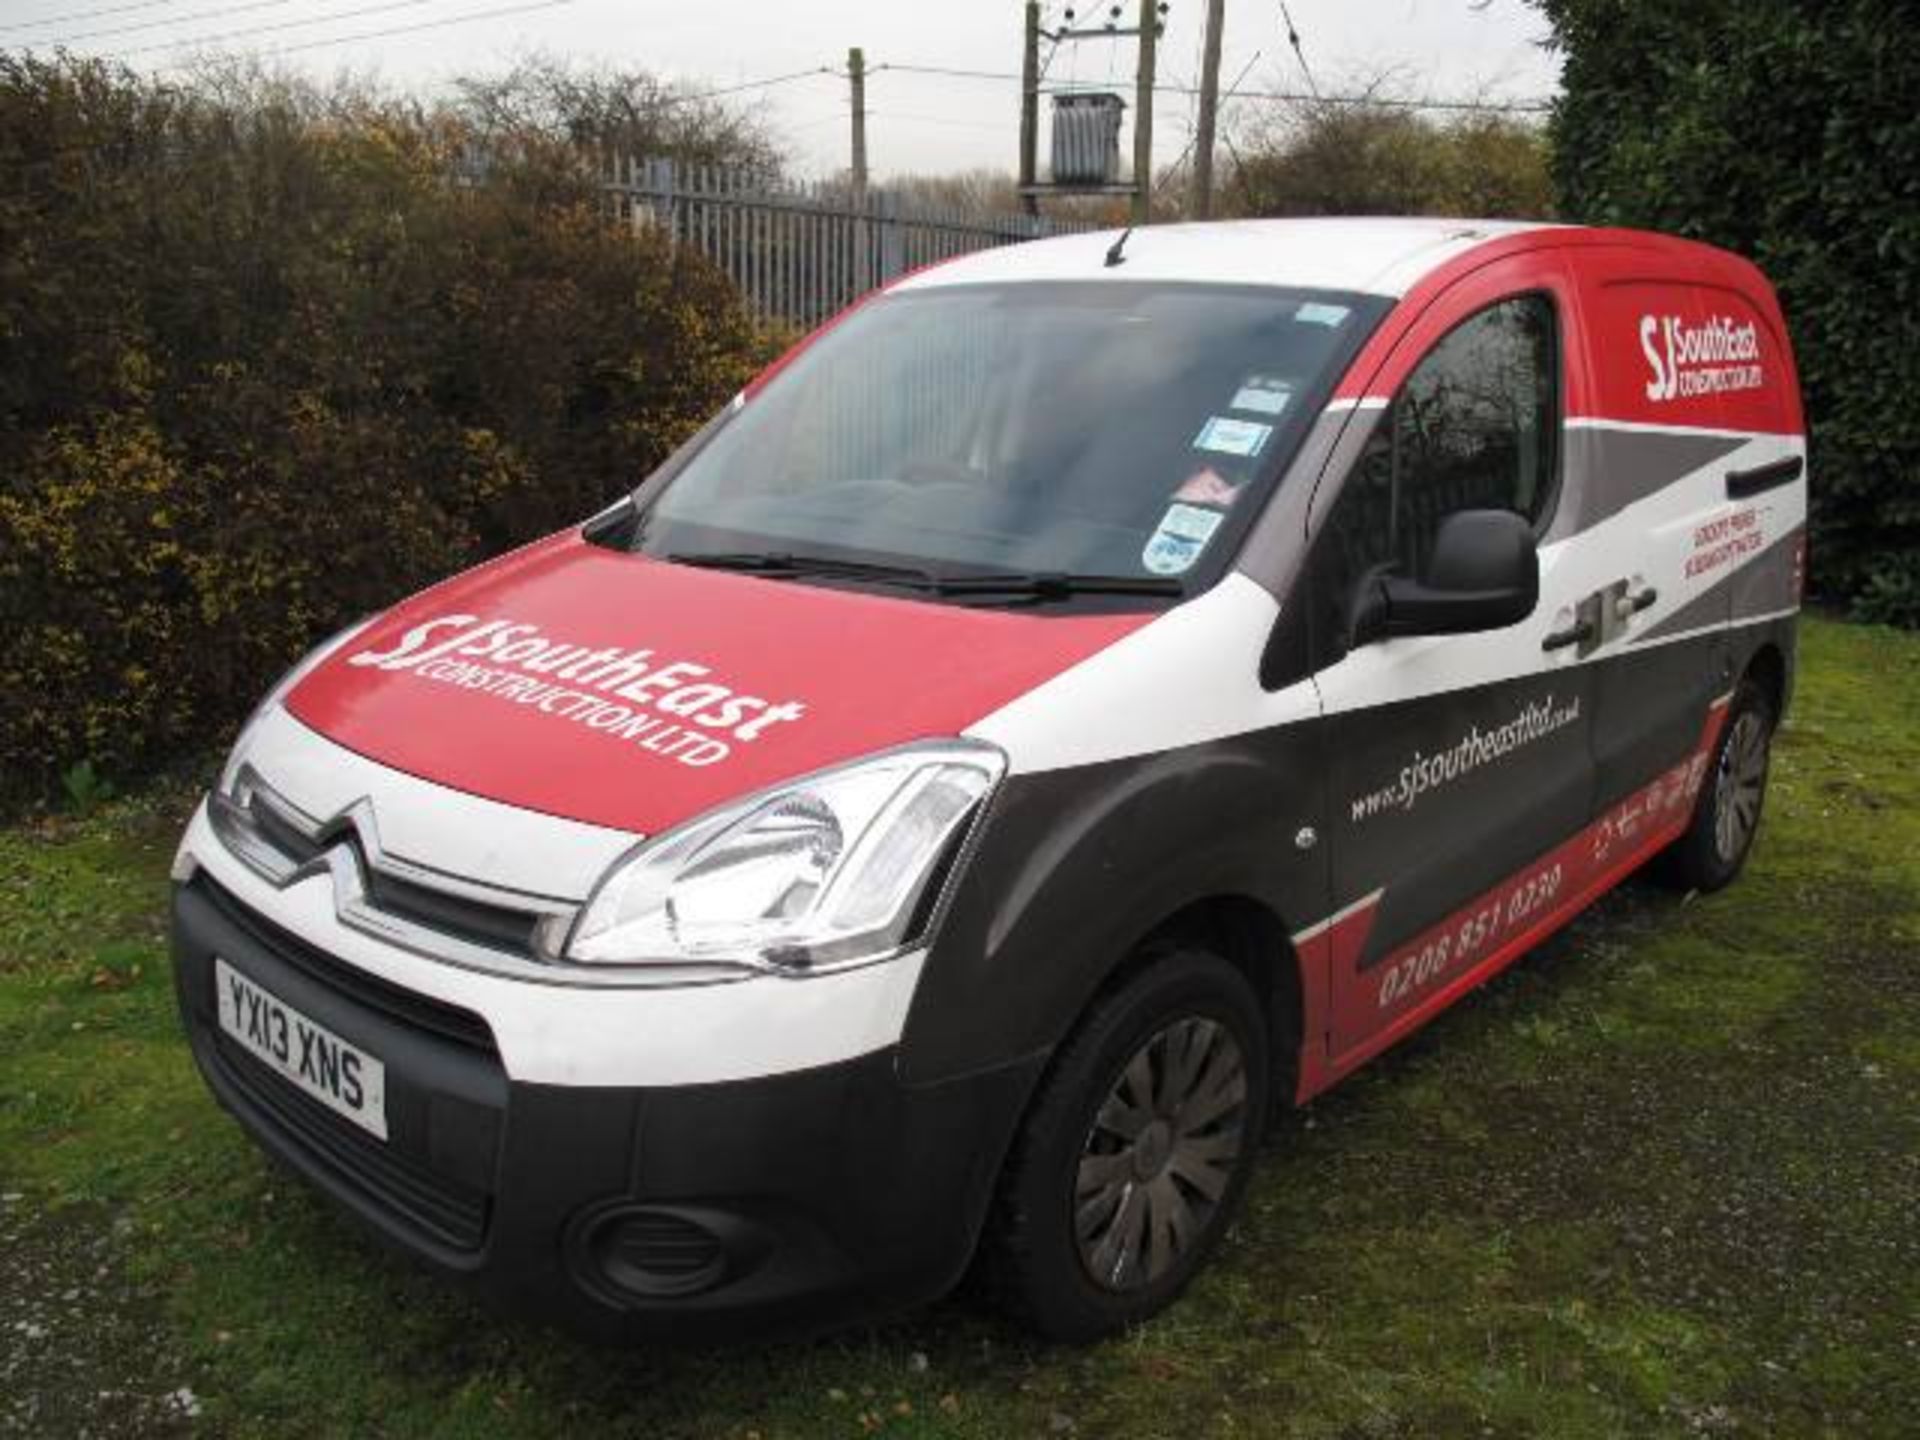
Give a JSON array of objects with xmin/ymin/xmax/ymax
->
[{"xmin": 214, "ymin": 958, "xmax": 388, "ymax": 1141}]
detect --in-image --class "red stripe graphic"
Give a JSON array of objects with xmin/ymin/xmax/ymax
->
[{"xmin": 1295, "ymin": 696, "xmax": 1733, "ymax": 1101}]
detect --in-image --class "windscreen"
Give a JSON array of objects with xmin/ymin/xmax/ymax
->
[{"xmin": 636, "ymin": 281, "xmax": 1385, "ymax": 589}]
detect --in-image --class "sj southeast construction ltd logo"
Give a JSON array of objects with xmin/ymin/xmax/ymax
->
[
  {"xmin": 1640, "ymin": 312, "xmax": 1764, "ymax": 401},
  {"xmin": 346, "ymin": 615, "xmax": 808, "ymax": 768}
]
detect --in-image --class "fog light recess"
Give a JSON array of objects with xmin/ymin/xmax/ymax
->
[{"xmin": 585, "ymin": 1207, "xmax": 731, "ymax": 1299}]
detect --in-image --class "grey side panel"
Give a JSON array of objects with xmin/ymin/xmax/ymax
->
[
  {"xmin": 1321, "ymin": 667, "xmax": 1593, "ymax": 971},
  {"xmin": 1635, "ymin": 576, "xmax": 1729, "ymax": 646},
  {"xmin": 1267, "ymin": 418, "xmax": 1749, "ymax": 590},
  {"xmin": 899, "ymin": 720, "xmax": 1328, "ymax": 1085},
  {"xmin": 1728, "ymin": 523, "xmax": 1805, "ymax": 621},
  {"xmin": 1635, "ymin": 525, "xmax": 1804, "ymax": 644},
  {"xmin": 1591, "ymin": 629, "xmax": 1727, "ymax": 812},
  {"xmin": 1543, "ymin": 428, "xmax": 1750, "ymax": 543},
  {"xmin": 904, "ymin": 653, "xmax": 1602, "ymax": 1079}
]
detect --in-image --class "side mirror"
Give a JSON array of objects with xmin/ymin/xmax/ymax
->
[{"xmin": 1352, "ymin": 509, "xmax": 1540, "ymax": 644}]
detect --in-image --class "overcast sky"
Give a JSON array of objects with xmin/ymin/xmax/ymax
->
[{"xmin": 12, "ymin": 0, "xmax": 1562, "ymax": 178}]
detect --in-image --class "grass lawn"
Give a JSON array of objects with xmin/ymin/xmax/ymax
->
[{"xmin": 2, "ymin": 613, "xmax": 1916, "ymax": 1438}]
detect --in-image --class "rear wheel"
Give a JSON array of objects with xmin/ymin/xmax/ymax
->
[
  {"xmin": 1656, "ymin": 677, "xmax": 1776, "ymax": 892},
  {"xmin": 989, "ymin": 946, "xmax": 1270, "ymax": 1341}
]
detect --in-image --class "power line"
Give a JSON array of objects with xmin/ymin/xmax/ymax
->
[
  {"xmin": 110, "ymin": 0, "xmax": 440, "ymax": 56},
  {"xmin": 127, "ymin": 0, "xmax": 572, "ymax": 63},
  {"xmin": 1159, "ymin": 48, "xmax": 1260, "ymax": 195},
  {"xmin": 46, "ymin": 0, "xmax": 298, "ymax": 47},
  {"xmin": 30, "ymin": 0, "xmax": 823, "ymax": 109},
  {"xmin": 869, "ymin": 60, "xmax": 1553, "ymax": 114},
  {"xmin": 1185, "ymin": 4, "xmax": 1208, "ymax": 144},
  {"xmin": 0, "ymin": 43, "xmax": 820, "ymax": 174},
  {"xmin": 1277, "ymin": 1, "xmax": 1320, "ymax": 100},
  {"xmin": 1, "ymin": 0, "xmax": 192, "ymax": 34},
  {"xmin": 177, "ymin": 0, "xmax": 575, "ymax": 59},
  {"xmin": 1036, "ymin": 2, "xmax": 1064, "ymax": 85},
  {"xmin": 661, "ymin": 67, "xmax": 838, "ymax": 107}
]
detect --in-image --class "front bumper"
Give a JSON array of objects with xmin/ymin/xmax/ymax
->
[{"xmin": 171, "ymin": 871, "xmax": 1039, "ymax": 1342}]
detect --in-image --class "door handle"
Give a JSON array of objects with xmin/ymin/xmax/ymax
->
[
  {"xmin": 1543, "ymin": 619, "xmax": 1594, "ymax": 652},
  {"xmin": 1726, "ymin": 454, "xmax": 1803, "ymax": 500},
  {"xmin": 1545, "ymin": 581, "xmax": 1651, "ymax": 653}
]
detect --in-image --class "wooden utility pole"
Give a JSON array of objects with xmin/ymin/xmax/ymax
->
[
  {"xmin": 1189, "ymin": 0, "xmax": 1225, "ymax": 219},
  {"xmin": 1018, "ymin": 1, "xmax": 1041, "ymax": 216},
  {"xmin": 1131, "ymin": 0, "xmax": 1158, "ymax": 224},
  {"xmin": 849, "ymin": 46, "xmax": 871, "ymax": 289},
  {"xmin": 848, "ymin": 46, "xmax": 869, "ymax": 208}
]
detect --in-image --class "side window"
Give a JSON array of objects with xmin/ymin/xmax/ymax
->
[
  {"xmin": 1330, "ymin": 294, "xmax": 1554, "ymax": 581},
  {"xmin": 1295, "ymin": 295, "xmax": 1557, "ymax": 676},
  {"xmin": 1337, "ymin": 296, "xmax": 1558, "ymax": 577}
]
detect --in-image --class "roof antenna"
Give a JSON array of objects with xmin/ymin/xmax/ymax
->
[{"xmin": 1104, "ymin": 226, "xmax": 1133, "ymax": 268}]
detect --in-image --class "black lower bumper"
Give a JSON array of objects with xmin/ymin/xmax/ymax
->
[{"xmin": 171, "ymin": 877, "xmax": 1039, "ymax": 1342}]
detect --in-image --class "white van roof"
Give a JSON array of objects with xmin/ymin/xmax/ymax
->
[{"xmin": 892, "ymin": 217, "xmax": 1555, "ymax": 300}]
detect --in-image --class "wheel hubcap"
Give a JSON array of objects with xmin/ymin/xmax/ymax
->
[
  {"xmin": 1131, "ymin": 1120, "xmax": 1174, "ymax": 1180},
  {"xmin": 1074, "ymin": 1016, "xmax": 1248, "ymax": 1293},
  {"xmin": 1712, "ymin": 710, "xmax": 1769, "ymax": 864}
]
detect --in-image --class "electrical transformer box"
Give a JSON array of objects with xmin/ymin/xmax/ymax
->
[{"xmin": 1050, "ymin": 92, "xmax": 1126, "ymax": 186}]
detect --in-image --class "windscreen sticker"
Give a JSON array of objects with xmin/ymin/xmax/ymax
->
[
  {"xmin": 1296, "ymin": 302, "xmax": 1351, "ymax": 328},
  {"xmin": 1142, "ymin": 503, "xmax": 1225, "ymax": 575},
  {"xmin": 1229, "ymin": 376, "xmax": 1293, "ymax": 417},
  {"xmin": 1193, "ymin": 416, "xmax": 1272, "ymax": 458},
  {"xmin": 1174, "ymin": 466, "xmax": 1242, "ymax": 507}
]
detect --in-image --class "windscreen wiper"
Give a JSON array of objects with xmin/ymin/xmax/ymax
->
[
  {"xmin": 666, "ymin": 552, "xmax": 1184, "ymax": 603},
  {"xmin": 929, "ymin": 572, "xmax": 1185, "ymax": 600},
  {"xmin": 665, "ymin": 550, "xmax": 948, "ymax": 591}
]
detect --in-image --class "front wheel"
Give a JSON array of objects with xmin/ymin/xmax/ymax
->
[
  {"xmin": 1656, "ymin": 677, "xmax": 1776, "ymax": 892},
  {"xmin": 988, "ymin": 946, "xmax": 1271, "ymax": 1341}
]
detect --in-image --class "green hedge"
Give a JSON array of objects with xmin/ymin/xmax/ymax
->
[
  {"xmin": 1226, "ymin": 107, "xmax": 1554, "ymax": 221},
  {"xmin": 1537, "ymin": 0, "xmax": 1920, "ymax": 625},
  {"xmin": 0, "ymin": 58, "xmax": 770, "ymax": 799}
]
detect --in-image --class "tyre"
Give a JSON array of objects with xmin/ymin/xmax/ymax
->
[
  {"xmin": 1655, "ymin": 677, "xmax": 1776, "ymax": 893},
  {"xmin": 989, "ymin": 945, "xmax": 1271, "ymax": 1341}
]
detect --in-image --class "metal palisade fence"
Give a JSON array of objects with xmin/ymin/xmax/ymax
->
[{"xmin": 603, "ymin": 156, "xmax": 1098, "ymax": 328}]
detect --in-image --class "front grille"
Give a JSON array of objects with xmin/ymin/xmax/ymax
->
[
  {"xmin": 197, "ymin": 875, "xmax": 495, "ymax": 1053},
  {"xmin": 363, "ymin": 867, "xmax": 541, "ymax": 955},
  {"xmin": 224, "ymin": 777, "xmax": 560, "ymax": 966},
  {"xmin": 251, "ymin": 800, "xmax": 326, "ymax": 866},
  {"xmin": 213, "ymin": 1031, "xmax": 491, "ymax": 1251}
]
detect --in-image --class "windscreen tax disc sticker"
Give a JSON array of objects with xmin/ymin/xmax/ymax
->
[
  {"xmin": 1295, "ymin": 301, "xmax": 1351, "ymax": 328},
  {"xmin": 1229, "ymin": 375, "xmax": 1293, "ymax": 416},
  {"xmin": 1142, "ymin": 502, "xmax": 1225, "ymax": 575},
  {"xmin": 1193, "ymin": 415, "xmax": 1273, "ymax": 458}
]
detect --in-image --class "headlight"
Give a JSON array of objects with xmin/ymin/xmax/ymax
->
[
  {"xmin": 564, "ymin": 741, "xmax": 1005, "ymax": 975},
  {"xmin": 218, "ymin": 617, "xmax": 374, "ymax": 796}
]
